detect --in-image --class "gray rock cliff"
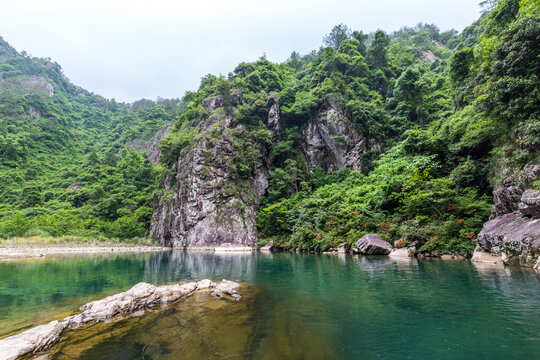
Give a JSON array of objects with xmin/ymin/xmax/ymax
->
[{"xmin": 151, "ymin": 94, "xmax": 379, "ymax": 248}]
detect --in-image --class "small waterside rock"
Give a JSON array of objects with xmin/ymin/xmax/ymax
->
[
  {"xmin": 0, "ymin": 279, "xmax": 242, "ymax": 360},
  {"xmin": 471, "ymin": 248, "xmax": 504, "ymax": 264},
  {"xmin": 259, "ymin": 240, "xmax": 274, "ymax": 252},
  {"xmin": 337, "ymin": 243, "xmax": 347, "ymax": 253},
  {"xmin": 214, "ymin": 244, "xmax": 253, "ymax": 252},
  {"xmin": 389, "ymin": 247, "xmax": 416, "ymax": 258},
  {"xmin": 355, "ymin": 234, "xmax": 392, "ymax": 255}
]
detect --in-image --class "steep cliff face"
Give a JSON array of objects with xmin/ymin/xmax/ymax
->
[
  {"xmin": 302, "ymin": 98, "xmax": 380, "ymax": 172},
  {"xmin": 150, "ymin": 97, "xmax": 272, "ymax": 248},
  {"xmin": 474, "ymin": 164, "xmax": 540, "ymax": 270},
  {"xmin": 151, "ymin": 94, "xmax": 379, "ymax": 248}
]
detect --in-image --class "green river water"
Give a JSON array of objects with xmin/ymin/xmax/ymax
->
[{"xmin": 0, "ymin": 251, "xmax": 539, "ymax": 359}]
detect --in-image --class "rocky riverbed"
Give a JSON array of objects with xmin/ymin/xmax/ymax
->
[{"xmin": 0, "ymin": 279, "xmax": 243, "ymax": 360}]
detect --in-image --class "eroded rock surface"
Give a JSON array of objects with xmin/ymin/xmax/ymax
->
[
  {"xmin": 0, "ymin": 321, "xmax": 65, "ymax": 360},
  {"xmin": 0, "ymin": 280, "xmax": 242, "ymax": 360},
  {"xmin": 150, "ymin": 101, "xmax": 269, "ymax": 248},
  {"xmin": 302, "ymin": 97, "xmax": 380, "ymax": 172},
  {"xmin": 477, "ymin": 163, "xmax": 540, "ymax": 270},
  {"xmin": 477, "ymin": 212, "xmax": 540, "ymax": 269},
  {"xmin": 355, "ymin": 234, "xmax": 392, "ymax": 255}
]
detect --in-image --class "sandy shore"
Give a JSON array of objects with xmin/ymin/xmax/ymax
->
[{"xmin": 0, "ymin": 245, "xmax": 168, "ymax": 260}]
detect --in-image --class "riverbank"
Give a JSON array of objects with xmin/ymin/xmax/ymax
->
[
  {"xmin": 0, "ymin": 236, "xmax": 167, "ymax": 260},
  {"xmin": 0, "ymin": 245, "xmax": 167, "ymax": 260}
]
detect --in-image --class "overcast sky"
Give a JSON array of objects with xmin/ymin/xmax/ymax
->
[{"xmin": 0, "ymin": 0, "xmax": 482, "ymax": 102}]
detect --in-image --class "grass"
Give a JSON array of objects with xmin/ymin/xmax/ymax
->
[{"xmin": 0, "ymin": 235, "xmax": 162, "ymax": 248}]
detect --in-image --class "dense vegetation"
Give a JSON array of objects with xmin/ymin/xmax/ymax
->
[
  {"xmin": 0, "ymin": 39, "xmax": 183, "ymax": 239},
  {"xmin": 0, "ymin": 0, "xmax": 538, "ymax": 255},
  {"xmin": 255, "ymin": 0, "xmax": 539, "ymax": 254}
]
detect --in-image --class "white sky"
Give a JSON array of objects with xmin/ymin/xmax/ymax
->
[{"xmin": 0, "ymin": 0, "xmax": 482, "ymax": 102}]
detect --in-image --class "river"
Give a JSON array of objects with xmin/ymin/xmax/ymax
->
[{"xmin": 0, "ymin": 251, "xmax": 538, "ymax": 359}]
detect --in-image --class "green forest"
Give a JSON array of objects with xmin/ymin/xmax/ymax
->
[{"xmin": 0, "ymin": 0, "xmax": 538, "ymax": 255}]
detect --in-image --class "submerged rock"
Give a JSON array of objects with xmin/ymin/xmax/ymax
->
[
  {"xmin": 355, "ymin": 234, "xmax": 391, "ymax": 255},
  {"xmin": 0, "ymin": 280, "xmax": 242, "ymax": 360}
]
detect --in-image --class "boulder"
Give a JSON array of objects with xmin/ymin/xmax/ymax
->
[
  {"xmin": 490, "ymin": 185, "xmax": 523, "ymax": 219},
  {"xmin": 337, "ymin": 243, "xmax": 347, "ymax": 253},
  {"xmin": 355, "ymin": 234, "xmax": 391, "ymax": 255},
  {"xmin": 260, "ymin": 240, "xmax": 274, "ymax": 252},
  {"xmin": 477, "ymin": 212, "xmax": 540, "ymax": 268},
  {"xmin": 211, "ymin": 279, "xmax": 242, "ymax": 301},
  {"xmin": 518, "ymin": 190, "xmax": 540, "ymax": 218}
]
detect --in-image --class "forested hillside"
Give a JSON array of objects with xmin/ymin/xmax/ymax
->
[
  {"xmin": 1, "ymin": 0, "xmax": 538, "ymax": 255},
  {"xmin": 0, "ymin": 39, "xmax": 183, "ymax": 239}
]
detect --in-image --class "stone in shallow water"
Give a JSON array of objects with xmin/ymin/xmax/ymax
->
[
  {"xmin": 0, "ymin": 279, "xmax": 242, "ymax": 360},
  {"xmin": 0, "ymin": 320, "xmax": 65, "ymax": 360}
]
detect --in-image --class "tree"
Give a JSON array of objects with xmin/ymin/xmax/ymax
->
[
  {"xmin": 367, "ymin": 30, "xmax": 390, "ymax": 69},
  {"xmin": 324, "ymin": 24, "xmax": 352, "ymax": 49},
  {"xmin": 352, "ymin": 30, "xmax": 368, "ymax": 56}
]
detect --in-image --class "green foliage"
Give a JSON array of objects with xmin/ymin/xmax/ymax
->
[{"xmin": 1, "ymin": 0, "xmax": 537, "ymax": 253}]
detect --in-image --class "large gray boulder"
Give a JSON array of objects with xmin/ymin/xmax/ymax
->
[
  {"xmin": 355, "ymin": 234, "xmax": 392, "ymax": 255},
  {"xmin": 519, "ymin": 190, "xmax": 540, "ymax": 218},
  {"xmin": 477, "ymin": 212, "xmax": 540, "ymax": 269}
]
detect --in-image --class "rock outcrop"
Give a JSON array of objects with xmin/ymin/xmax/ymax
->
[
  {"xmin": 475, "ymin": 164, "xmax": 540, "ymax": 270},
  {"xmin": 151, "ymin": 93, "xmax": 379, "ymax": 248},
  {"xmin": 129, "ymin": 124, "xmax": 172, "ymax": 162},
  {"xmin": 355, "ymin": 234, "xmax": 392, "ymax": 255},
  {"xmin": 0, "ymin": 279, "xmax": 242, "ymax": 360},
  {"xmin": 302, "ymin": 97, "xmax": 380, "ymax": 172},
  {"xmin": 150, "ymin": 95, "xmax": 271, "ymax": 248},
  {"xmin": 0, "ymin": 321, "xmax": 65, "ymax": 360}
]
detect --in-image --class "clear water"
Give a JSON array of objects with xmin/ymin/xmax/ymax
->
[{"xmin": 0, "ymin": 251, "xmax": 539, "ymax": 359}]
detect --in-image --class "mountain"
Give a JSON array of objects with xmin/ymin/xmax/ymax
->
[{"xmin": 0, "ymin": 0, "xmax": 539, "ymax": 269}]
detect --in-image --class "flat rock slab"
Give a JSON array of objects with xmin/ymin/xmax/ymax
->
[
  {"xmin": 355, "ymin": 234, "xmax": 392, "ymax": 255},
  {"xmin": 471, "ymin": 250, "xmax": 504, "ymax": 264},
  {"xmin": 214, "ymin": 246, "xmax": 253, "ymax": 252},
  {"xmin": 0, "ymin": 279, "xmax": 242, "ymax": 360}
]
